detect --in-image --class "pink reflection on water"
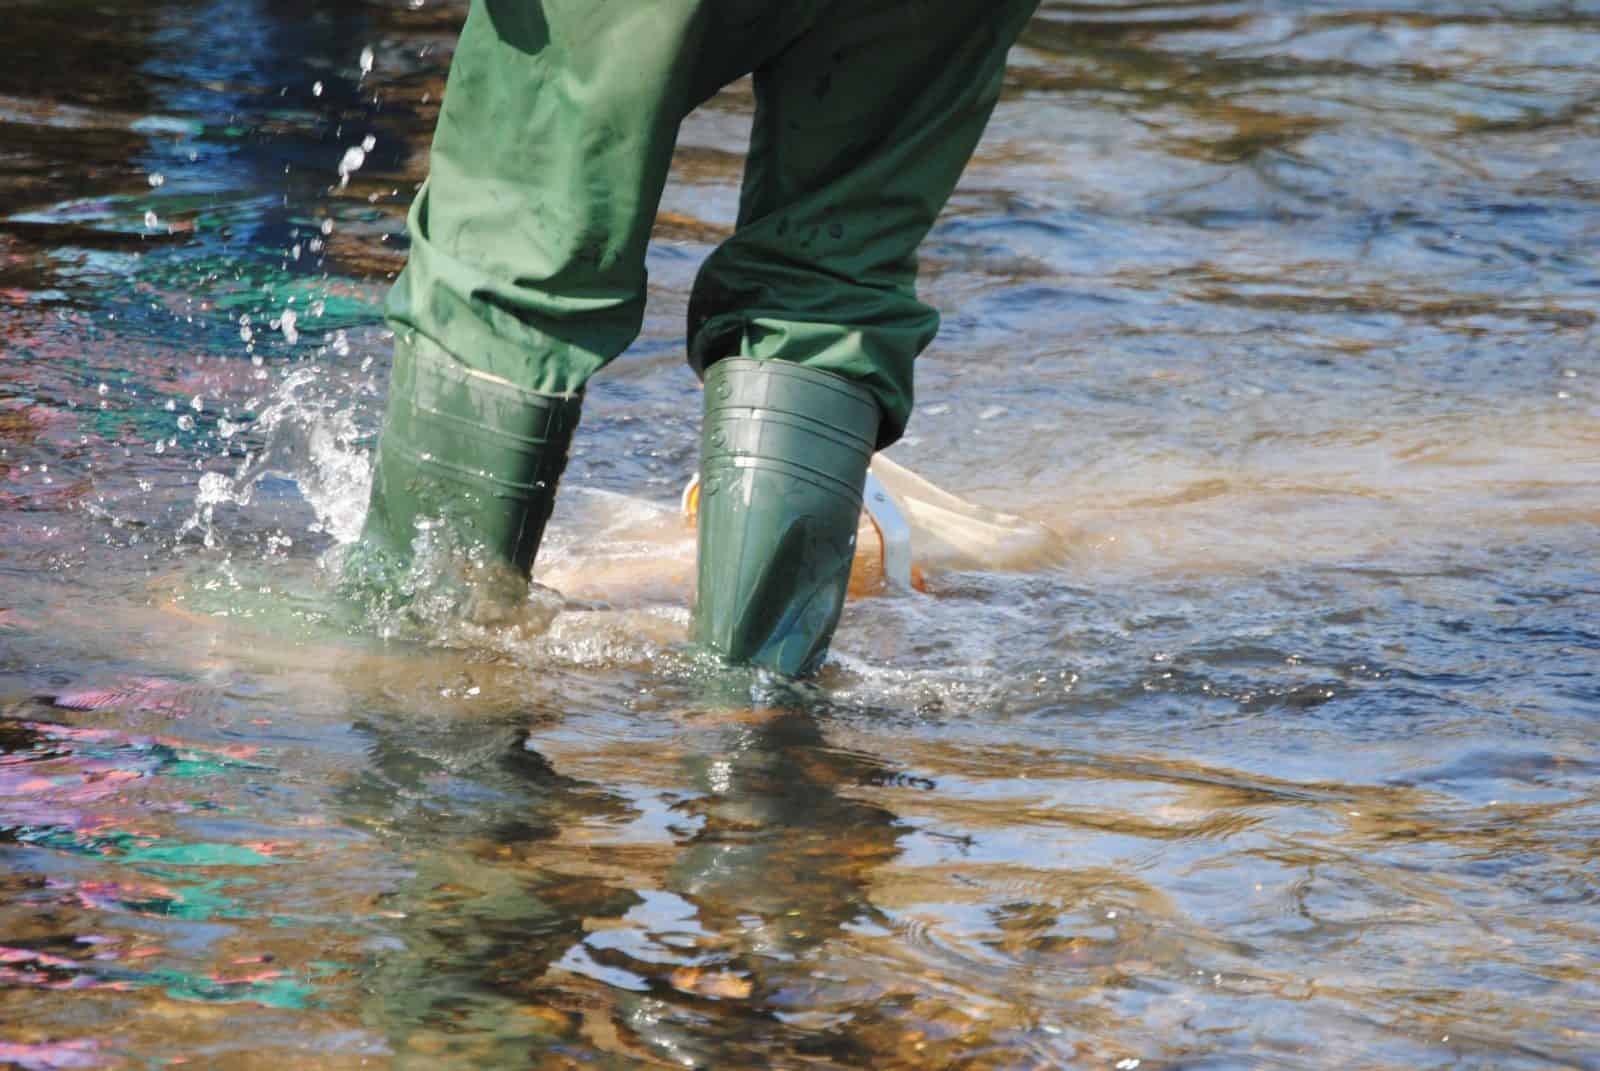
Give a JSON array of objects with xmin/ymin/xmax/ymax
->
[
  {"xmin": 0, "ymin": 1040, "xmax": 101, "ymax": 1070},
  {"xmin": 52, "ymin": 677, "xmax": 196, "ymax": 715}
]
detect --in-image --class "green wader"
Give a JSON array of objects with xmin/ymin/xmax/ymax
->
[{"xmin": 364, "ymin": 0, "xmax": 1039, "ymax": 672}]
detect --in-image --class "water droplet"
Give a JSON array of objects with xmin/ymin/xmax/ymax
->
[
  {"xmin": 312, "ymin": 80, "xmax": 324, "ymax": 97},
  {"xmin": 361, "ymin": 134, "xmax": 376, "ymax": 152},
  {"xmin": 144, "ymin": 210, "xmax": 159, "ymax": 230},
  {"xmin": 177, "ymin": 414, "xmax": 195, "ymax": 432},
  {"xmin": 97, "ymin": 383, "xmax": 109, "ymax": 396},
  {"xmin": 147, "ymin": 173, "xmax": 165, "ymax": 188},
  {"xmin": 281, "ymin": 309, "xmax": 299, "ymax": 345},
  {"xmin": 191, "ymin": 395, "xmax": 204, "ymax": 413},
  {"xmin": 338, "ymin": 146, "xmax": 366, "ymax": 188},
  {"xmin": 359, "ymin": 46, "xmax": 375, "ymax": 76},
  {"xmin": 321, "ymin": 218, "xmax": 334, "ymax": 236}
]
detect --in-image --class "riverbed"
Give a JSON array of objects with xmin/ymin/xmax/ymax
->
[{"xmin": 1, "ymin": 1, "xmax": 1597, "ymax": 1067}]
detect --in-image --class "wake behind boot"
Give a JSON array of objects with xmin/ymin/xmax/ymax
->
[
  {"xmin": 692, "ymin": 358, "xmax": 879, "ymax": 677},
  {"xmin": 357, "ymin": 335, "xmax": 583, "ymax": 586}
]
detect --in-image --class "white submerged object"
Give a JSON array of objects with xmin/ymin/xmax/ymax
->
[
  {"xmin": 863, "ymin": 469, "xmax": 915, "ymax": 590},
  {"xmin": 866, "ymin": 454, "xmax": 1061, "ymax": 574}
]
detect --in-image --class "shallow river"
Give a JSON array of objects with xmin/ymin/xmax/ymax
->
[{"xmin": 2, "ymin": 1, "xmax": 1598, "ymax": 1068}]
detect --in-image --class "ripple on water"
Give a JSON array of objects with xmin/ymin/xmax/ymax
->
[{"xmin": 3, "ymin": 0, "xmax": 1600, "ymax": 1066}]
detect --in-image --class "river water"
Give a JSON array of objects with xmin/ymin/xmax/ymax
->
[{"xmin": 2, "ymin": 1, "xmax": 1597, "ymax": 1067}]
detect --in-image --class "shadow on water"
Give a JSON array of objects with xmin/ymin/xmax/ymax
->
[{"xmin": 1, "ymin": 0, "xmax": 1598, "ymax": 1067}]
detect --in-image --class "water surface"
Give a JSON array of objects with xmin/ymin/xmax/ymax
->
[{"xmin": 1, "ymin": 1, "xmax": 1597, "ymax": 1068}]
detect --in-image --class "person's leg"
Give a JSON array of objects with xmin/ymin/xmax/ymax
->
[
  {"xmin": 689, "ymin": 0, "xmax": 1040, "ymax": 674},
  {"xmin": 689, "ymin": 0, "xmax": 1040, "ymax": 447},
  {"xmin": 365, "ymin": 0, "xmax": 729, "ymax": 579}
]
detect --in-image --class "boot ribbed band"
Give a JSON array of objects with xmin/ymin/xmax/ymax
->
[
  {"xmin": 702, "ymin": 358, "xmax": 878, "ymax": 503},
  {"xmin": 365, "ymin": 336, "xmax": 582, "ymax": 576}
]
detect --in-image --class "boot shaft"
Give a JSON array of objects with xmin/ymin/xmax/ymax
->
[{"xmin": 693, "ymin": 358, "xmax": 879, "ymax": 677}]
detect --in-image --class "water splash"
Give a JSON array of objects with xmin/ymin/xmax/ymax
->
[{"xmin": 182, "ymin": 366, "xmax": 373, "ymax": 550}]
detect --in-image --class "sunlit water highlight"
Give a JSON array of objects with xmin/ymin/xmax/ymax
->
[{"xmin": 1, "ymin": 1, "xmax": 1596, "ymax": 1068}]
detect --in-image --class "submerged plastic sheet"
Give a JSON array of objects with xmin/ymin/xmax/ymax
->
[{"xmin": 867, "ymin": 454, "xmax": 1062, "ymax": 574}]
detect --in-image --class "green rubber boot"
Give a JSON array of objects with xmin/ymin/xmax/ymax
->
[
  {"xmin": 692, "ymin": 358, "xmax": 879, "ymax": 677},
  {"xmin": 360, "ymin": 336, "xmax": 583, "ymax": 579}
]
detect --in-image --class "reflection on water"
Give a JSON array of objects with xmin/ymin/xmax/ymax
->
[{"xmin": 2, "ymin": 0, "xmax": 1597, "ymax": 1067}]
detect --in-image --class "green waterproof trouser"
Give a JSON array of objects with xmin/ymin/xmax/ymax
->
[{"xmin": 386, "ymin": 0, "xmax": 1039, "ymax": 448}]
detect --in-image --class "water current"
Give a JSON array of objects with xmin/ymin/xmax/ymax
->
[{"xmin": 2, "ymin": 1, "xmax": 1597, "ymax": 1067}]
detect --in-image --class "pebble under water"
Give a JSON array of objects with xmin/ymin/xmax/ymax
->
[{"xmin": 1, "ymin": 1, "xmax": 1597, "ymax": 1068}]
